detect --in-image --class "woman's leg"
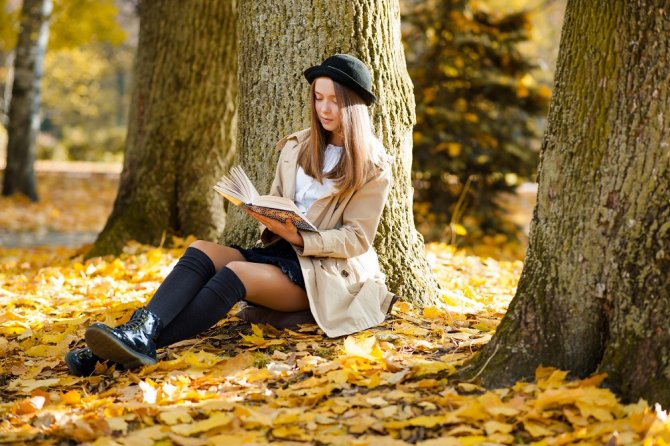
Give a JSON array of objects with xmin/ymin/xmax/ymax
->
[
  {"xmin": 188, "ymin": 240, "xmax": 245, "ymax": 272},
  {"xmin": 82, "ymin": 241, "xmax": 245, "ymax": 369},
  {"xmin": 156, "ymin": 265, "xmax": 247, "ymax": 346},
  {"xmin": 227, "ymin": 261, "xmax": 309, "ymax": 311},
  {"xmin": 156, "ymin": 262, "xmax": 308, "ymax": 346},
  {"xmin": 146, "ymin": 241, "xmax": 244, "ymax": 325}
]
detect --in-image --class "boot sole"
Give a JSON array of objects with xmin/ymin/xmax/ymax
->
[{"xmin": 85, "ymin": 326, "xmax": 156, "ymax": 370}]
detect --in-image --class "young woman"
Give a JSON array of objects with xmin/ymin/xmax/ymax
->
[{"xmin": 65, "ymin": 53, "xmax": 396, "ymax": 376}]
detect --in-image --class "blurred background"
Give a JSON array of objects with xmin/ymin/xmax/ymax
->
[{"xmin": 0, "ymin": 0, "xmax": 565, "ymax": 256}]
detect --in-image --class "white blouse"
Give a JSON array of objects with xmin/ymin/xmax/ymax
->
[{"xmin": 294, "ymin": 144, "xmax": 342, "ymax": 214}]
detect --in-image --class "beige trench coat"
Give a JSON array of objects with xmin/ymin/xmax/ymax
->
[{"xmin": 259, "ymin": 129, "xmax": 395, "ymax": 338}]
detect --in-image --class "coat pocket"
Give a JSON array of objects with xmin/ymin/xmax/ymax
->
[{"xmin": 335, "ymin": 258, "xmax": 360, "ymax": 287}]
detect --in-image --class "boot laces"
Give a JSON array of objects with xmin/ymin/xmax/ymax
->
[{"xmin": 120, "ymin": 317, "xmax": 146, "ymax": 331}]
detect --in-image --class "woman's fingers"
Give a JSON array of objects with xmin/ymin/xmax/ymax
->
[{"xmin": 245, "ymin": 208, "xmax": 298, "ymax": 239}]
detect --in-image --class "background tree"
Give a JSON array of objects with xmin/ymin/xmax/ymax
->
[
  {"xmin": 2, "ymin": 0, "xmax": 51, "ymax": 200},
  {"xmin": 402, "ymin": 0, "xmax": 550, "ymax": 243},
  {"xmin": 459, "ymin": 0, "xmax": 670, "ymax": 406},
  {"xmin": 1, "ymin": 0, "xmax": 127, "ymax": 191},
  {"xmin": 223, "ymin": 0, "xmax": 439, "ymax": 305},
  {"xmin": 89, "ymin": 0, "xmax": 237, "ymax": 257},
  {"xmin": 38, "ymin": 0, "xmax": 130, "ymax": 162}
]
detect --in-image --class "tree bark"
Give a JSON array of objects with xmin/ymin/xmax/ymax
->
[
  {"xmin": 458, "ymin": 0, "xmax": 670, "ymax": 406},
  {"xmin": 2, "ymin": 0, "xmax": 51, "ymax": 201},
  {"xmin": 90, "ymin": 0, "xmax": 237, "ymax": 257},
  {"xmin": 225, "ymin": 0, "xmax": 438, "ymax": 305}
]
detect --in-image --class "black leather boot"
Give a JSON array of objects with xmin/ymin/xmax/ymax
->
[
  {"xmin": 85, "ymin": 307, "xmax": 163, "ymax": 370},
  {"xmin": 64, "ymin": 347, "xmax": 126, "ymax": 376},
  {"xmin": 64, "ymin": 348, "xmax": 100, "ymax": 376}
]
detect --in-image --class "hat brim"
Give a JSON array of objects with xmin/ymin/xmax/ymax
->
[{"xmin": 304, "ymin": 65, "xmax": 376, "ymax": 106}]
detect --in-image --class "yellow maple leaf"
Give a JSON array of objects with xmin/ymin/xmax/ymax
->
[
  {"xmin": 385, "ymin": 414, "xmax": 460, "ymax": 429},
  {"xmin": 412, "ymin": 360, "xmax": 455, "ymax": 377},
  {"xmin": 25, "ymin": 344, "xmax": 50, "ymax": 357},
  {"xmin": 206, "ymin": 432, "xmax": 265, "ymax": 445},
  {"xmin": 8, "ymin": 377, "xmax": 61, "ymax": 393},
  {"xmin": 171, "ymin": 411, "xmax": 232, "ymax": 436},
  {"xmin": 523, "ymin": 419, "xmax": 554, "ymax": 438},
  {"xmin": 117, "ymin": 425, "xmax": 165, "ymax": 446},
  {"xmin": 422, "ymin": 306, "xmax": 443, "ymax": 318},
  {"xmin": 535, "ymin": 387, "xmax": 621, "ymax": 421},
  {"xmin": 180, "ymin": 350, "xmax": 225, "ymax": 369},
  {"xmin": 536, "ymin": 367, "xmax": 569, "ymax": 389},
  {"xmin": 240, "ymin": 324, "xmax": 285, "ymax": 348},
  {"xmin": 342, "ymin": 335, "xmax": 384, "ymax": 362},
  {"xmin": 61, "ymin": 390, "xmax": 82, "ymax": 405},
  {"xmin": 235, "ymin": 405, "xmax": 274, "ymax": 428},
  {"xmin": 484, "ymin": 420, "xmax": 514, "ymax": 435},
  {"xmin": 159, "ymin": 408, "xmax": 193, "ymax": 425},
  {"xmin": 272, "ymin": 425, "xmax": 312, "ymax": 441}
]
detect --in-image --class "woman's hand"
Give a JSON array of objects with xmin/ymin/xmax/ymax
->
[{"xmin": 245, "ymin": 208, "xmax": 304, "ymax": 247}]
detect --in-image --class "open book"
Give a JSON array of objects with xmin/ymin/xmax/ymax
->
[{"xmin": 213, "ymin": 166, "xmax": 319, "ymax": 232}]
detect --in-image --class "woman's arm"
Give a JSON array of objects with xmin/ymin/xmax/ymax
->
[
  {"xmin": 247, "ymin": 208, "xmax": 304, "ymax": 247},
  {"xmin": 298, "ymin": 166, "xmax": 391, "ymax": 258}
]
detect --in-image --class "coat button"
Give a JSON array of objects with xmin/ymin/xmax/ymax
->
[{"xmin": 341, "ymin": 270, "xmax": 349, "ymax": 277}]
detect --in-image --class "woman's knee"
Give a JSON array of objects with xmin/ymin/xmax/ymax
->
[
  {"xmin": 225, "ymin": 261, "xmax": 261, "ymax": 292},
  {"xmin": 224, "ymin": 261, "xmax": 248, "ymax": 278},
  {"xmin": 189, "ymin": 243, "xmax": 245, "ymax": 272},
  {"xmin": 189, "ymin": 239, "xmax": 215, "ymax": 253}
]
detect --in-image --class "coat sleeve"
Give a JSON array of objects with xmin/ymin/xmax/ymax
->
[{"xmin": 298, "ymin": 165, "xmax": 391, "ymax": 258}]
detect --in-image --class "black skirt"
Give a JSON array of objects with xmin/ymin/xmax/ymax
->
[{"xmin": 231, "ymin": 239, "xmax": 306, "ymax": 290}]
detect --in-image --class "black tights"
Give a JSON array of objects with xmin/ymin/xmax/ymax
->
[{"xmin": 145, "ymin": 247, "xmax": 247, "ymax": 347}]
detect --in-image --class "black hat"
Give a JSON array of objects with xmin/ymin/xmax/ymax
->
[{"xmin": 304, "ymin": 54, "xmax": 376, "ymax": 105}]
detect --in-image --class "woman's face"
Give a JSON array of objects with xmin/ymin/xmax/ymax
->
[{"xmin": 313, "ymin": 77, "xmax": 342, "ymax": 134}]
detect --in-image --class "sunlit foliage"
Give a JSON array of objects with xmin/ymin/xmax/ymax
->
[
  {"xmin": 1, "ymin": 168, "xmax": 669, "ymax": 444},
  {"xmin": 1, "ymin": 241, "xmax": 670, "ymax": 443},
  {"xmin": 0, "ymin": 0, "xmax": 131, "ymax": 161},
  {"xmin": 402, "ymin": 0, "xmax": 551, "ymax": 243}
]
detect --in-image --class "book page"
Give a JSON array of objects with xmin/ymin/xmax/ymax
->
[
  {"xmin": 213, "ymin": 166, "xmax": 260, "ymax": 205},
  {"xmin": 213, "ymin": 165, "xmax": 318, "ymax": 232},
  {"xmin": 253, "ymin": 195, "xmax": 302, "ymax": 213}
]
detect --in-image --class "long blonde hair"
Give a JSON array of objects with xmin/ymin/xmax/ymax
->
[{"xmin": 298, "ymin": 80, "xmax": 382, "ymax": 193}]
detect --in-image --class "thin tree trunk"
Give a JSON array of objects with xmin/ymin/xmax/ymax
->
[
  {"xmin": 225, "ymin": 0, "xmax": 438, "ymax": 305},
  {"xmin": 459, "ymin": 0, "xmax": 670, "ymax": 406},
  {"xmin": 2, "ymin": 0, "xmax": 51, "ymax": 201},
  {"xmin": 90, "ymin": 0, "xmax": 237, "ymax": 257}
]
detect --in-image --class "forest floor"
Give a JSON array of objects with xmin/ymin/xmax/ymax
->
[{"xmin": 0, "ymin": 164, "xmax": 669, "ymax": 445}]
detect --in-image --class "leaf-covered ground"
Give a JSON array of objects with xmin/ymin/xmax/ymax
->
[
  {"xmin": 1, "ymin": 167, "xmax": 669, "ymax": 445},
  {"xmin": 0, "ymin": 162, "xmax": 119, "ymax": 234}
]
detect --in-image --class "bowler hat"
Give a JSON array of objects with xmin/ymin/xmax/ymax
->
[{"xmin": 304, "ymin": 54, "xmax": 376, "ymax": 105}]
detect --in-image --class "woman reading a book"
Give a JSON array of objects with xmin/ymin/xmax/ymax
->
[{"xmin": 65, "ymin": 53, "xmax": 396, "ymax": 375}]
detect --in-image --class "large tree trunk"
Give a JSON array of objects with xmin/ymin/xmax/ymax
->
[
  {"xmin": 2, "ymin": 0, "xmax": 51, "ymax": 201},
  {"xmin": 459, "ymin": 0, "xmax": 670, "ymax": 406},
  {"xmin": 224, "ymin": 0, "xmax": 438, "ymax": 305},
  {"xmin": 89, "ymin": 0, "xmax": 237, "ymax": 257}
]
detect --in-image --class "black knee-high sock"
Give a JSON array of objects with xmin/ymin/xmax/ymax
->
[
  {"xmin": 146, "ymin": 247, "xmax": 216, "ymax": 326},
  {"xmin": 156, "ymin": 267, "xmax": 247, "ymax": 347}
]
